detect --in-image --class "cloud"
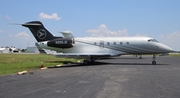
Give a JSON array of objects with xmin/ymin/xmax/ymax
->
[
  {"xmin": 15, "ymin": 31, "xmax": 31, "ymax": 40},
  {"xmin": 9, "ymin": 31, "xmax": 32, "ymax": 41},
  {"xmin": 134, "ymin": 34, "xmax": 148, "ymax": 37},
  {"xmin": 6, "ymin": 15, "xmax": 11, "ymax": 19},
  {"xmin": 86, "ymin": 24, "xmax": 128, "ymax": 37},
  {"xmin": 86, "ymin": 24, "xmax": 180, "ymax": 50},
  {"xmin": 159, "ymin": 31, "xmax": 180, "ymax": 50},
  {"xmin": 0, "ymin": 30, "xmax": 3, "ymax": 33},
  {"xmin": 159, "ymin": 31, "xmax": 180, "ymax": 40},
  {"xmin": 0, "ymin": 15, "xmax": 11, "ymax": 20},
  {"xmin": 39, "ymin": 12, "xmax": 61, "ymax": 20}
]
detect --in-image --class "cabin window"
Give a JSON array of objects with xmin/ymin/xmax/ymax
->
[
  {"xmin": 120, "ymin": 42, "xmax": 123, "ymax": 45},
  {"xmin": 113, "ymin": 42, "xmax": 116, "ymax": 45},
  {"xmin": 107, "ymin": 42, "xmax": 110, "ymax": 45},
  {"xmin": 126, "ymin": 42, "xmax": 129, "ymax": 45}
]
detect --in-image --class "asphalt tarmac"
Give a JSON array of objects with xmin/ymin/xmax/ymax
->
[{"xmin": 0, "ymin": 55, "xmax": 180, "ymax": 98}]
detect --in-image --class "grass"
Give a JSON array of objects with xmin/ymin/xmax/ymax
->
[
  {"xmin": 0, "ymin": 54, "xmax": 79, "ymax": 75},
  {"xmin": 1, "ymin": 53, "xmax": 179, "ymax": 76},
  {"xmin": 169, "ymin": 53, "xmax": 180, "ymax": 57}
]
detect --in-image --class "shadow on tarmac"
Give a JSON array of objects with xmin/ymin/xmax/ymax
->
[{"xmin": 48, "ymin": 61, "xmax": 169, "ymax": 69}]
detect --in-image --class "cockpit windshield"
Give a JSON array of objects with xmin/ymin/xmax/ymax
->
[{"xmin": 148, "ymin": 39, "xmax": 159, "ymax": 42}]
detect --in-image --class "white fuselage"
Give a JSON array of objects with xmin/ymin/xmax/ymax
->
[
  {"xmin": 20, "ymin": 21, "xmax": 174, "ymax": 64},
  {"xmin": 37, "ymin": 37, "xmax": 173, "ymax": 56}
]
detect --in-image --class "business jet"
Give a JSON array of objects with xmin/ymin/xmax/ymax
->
[{"xmin": 20, "ymin": 21, "xmax": 173, "ymax": 65}]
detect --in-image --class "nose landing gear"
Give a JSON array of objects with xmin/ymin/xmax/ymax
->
[
  {"xmin": 152, "ymin": 61, "xmax": 156, "ymax": 65},
  {"xmin": 152, "ymin": 54, "xmax": 156, "ymax": 65}
]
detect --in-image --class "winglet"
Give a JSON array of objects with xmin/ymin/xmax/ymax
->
[{"xmin": 60, "ymin": 31, "xmax": 75, "ymax": 38}]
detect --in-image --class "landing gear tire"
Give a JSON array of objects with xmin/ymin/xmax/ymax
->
[
  {"xmin": 152, "ymin": 54, "xmax": 156, "ymax": 65},
  {"xmin": 139, "ymin": 55, "xmax": 142, "ymax": 59},
  {"xmin": 152, "ymin": 61, "xmax": 156, "ymax": 65},
  {"xmin": 83, "ymin": 57, "xmax": 96, "ymax": 65},
  {"xmin": 83, "ymin": 60, "xmax": 89, "ymax": 65},
  {"xmin": 91, "ymin": 59, "xmax": 95, "ymax": 64},
  {"xmin": 90, "ymin": 57, "xmax": 95, "ymax": 64}
]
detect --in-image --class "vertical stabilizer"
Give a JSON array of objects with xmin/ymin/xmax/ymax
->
[{"xmin": 22, "ymin": 21, "xmax": 55, "ymax": 42}]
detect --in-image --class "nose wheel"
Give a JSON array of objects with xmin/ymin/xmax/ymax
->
[
  {"xmin": 152, "ymin": 61, "xmax": 156, "ymax": 65},
  {"xmin": 152, "ymin": 54, "xmax": 156, "ymax": 65}
]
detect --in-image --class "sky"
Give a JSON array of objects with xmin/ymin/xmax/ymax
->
[{"xmin": 0, "ymin": 0, "xmax": 180, "ymax": 50}]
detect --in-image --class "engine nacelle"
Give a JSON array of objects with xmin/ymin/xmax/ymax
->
[{"xmin": 47, "ymin": 38, "xmax": 75, "ymax": 48}]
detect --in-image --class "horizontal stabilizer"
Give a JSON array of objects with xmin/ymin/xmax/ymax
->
[
  {"xmin": 9, "ymin": 23, "xmax": 22, "ymax": 25},
  {"xmin": 9, "ymin": 23, "xmax": 41, "ymax": 26},
  {"xmin": 22, "ymin": 23, "xmax": 41, "ymax": 26}
]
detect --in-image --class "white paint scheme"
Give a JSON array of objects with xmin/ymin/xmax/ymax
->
[
  {"xmin": 38, "ymin": 37, "xmax": 173, "ymax": 54},
  {"xmin": 21, "ymin": 21, "xmax": 174, "ymax": 65},
  {"xmin": 37, "ymin": 36, "xmax": 173, "ymax": 65}
]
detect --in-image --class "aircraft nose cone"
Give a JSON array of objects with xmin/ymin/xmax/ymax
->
[
  {"xmin": 167, "ymin": 47, "xmax": 174, "ymax": 52},
  {"xmin": 159, "ymin": 44, "xmax": 174, "ymax": 52}
]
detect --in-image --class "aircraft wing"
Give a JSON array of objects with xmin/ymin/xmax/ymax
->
[{"xmin": 53, "ymin": 53, "xmax": 111, "ymax": 58}]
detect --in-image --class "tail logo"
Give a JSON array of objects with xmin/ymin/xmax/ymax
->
[{"xmin": 37, "ymin": 29, "xmax": 47, "ymax": 40}]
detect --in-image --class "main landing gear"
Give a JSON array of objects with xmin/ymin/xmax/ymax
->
[
  {"xmin": 152, "ymin": 54, "xmax": 156, "ymax": 65},
  {"xmin": 83, "ymin": 57, "xmax": 95, "ymax": 65},
  {"xmin": 139, "ymin": 55, "xmax": 142, "ymax": 59},
  {"xmin": 83, "ymin": 60, "xmax": 89, "ymax": 65}
]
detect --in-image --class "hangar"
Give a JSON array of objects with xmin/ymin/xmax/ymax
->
[
  {"xmin": 0, "ymin": 48, "xmax": 10, "ymax": 53},
  {"xmin": 26, "ymin": 47, "xmax": 40, "ymax": 53}
]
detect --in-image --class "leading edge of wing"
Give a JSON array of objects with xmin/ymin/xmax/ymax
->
[{"xmin": 53, "ymin": 53, "xmax": 111, "ymax": 58}]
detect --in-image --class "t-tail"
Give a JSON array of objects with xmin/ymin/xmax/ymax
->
[
  {"xmin": 22, "ymin": 21, "xmax": 74, "ymax": 48},
  {"xmin": 22, "ymin": 21, "xmax": 59, "ymax": 42}
]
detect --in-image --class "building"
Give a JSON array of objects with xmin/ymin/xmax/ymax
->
[
  {"xmin": 26, "ymin": 47, "xmax": 40, "ymax": 53},
  {"xmin": 26, "ymin": 46, "xmax": 57, "ymax": 54},
  {"xmin": 10, "ymin": 48, "xmax": 20, "ymax": 53},
  {"xmin": 0, "ymin": 48, "xmax": 10, "ymax": 53}
]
